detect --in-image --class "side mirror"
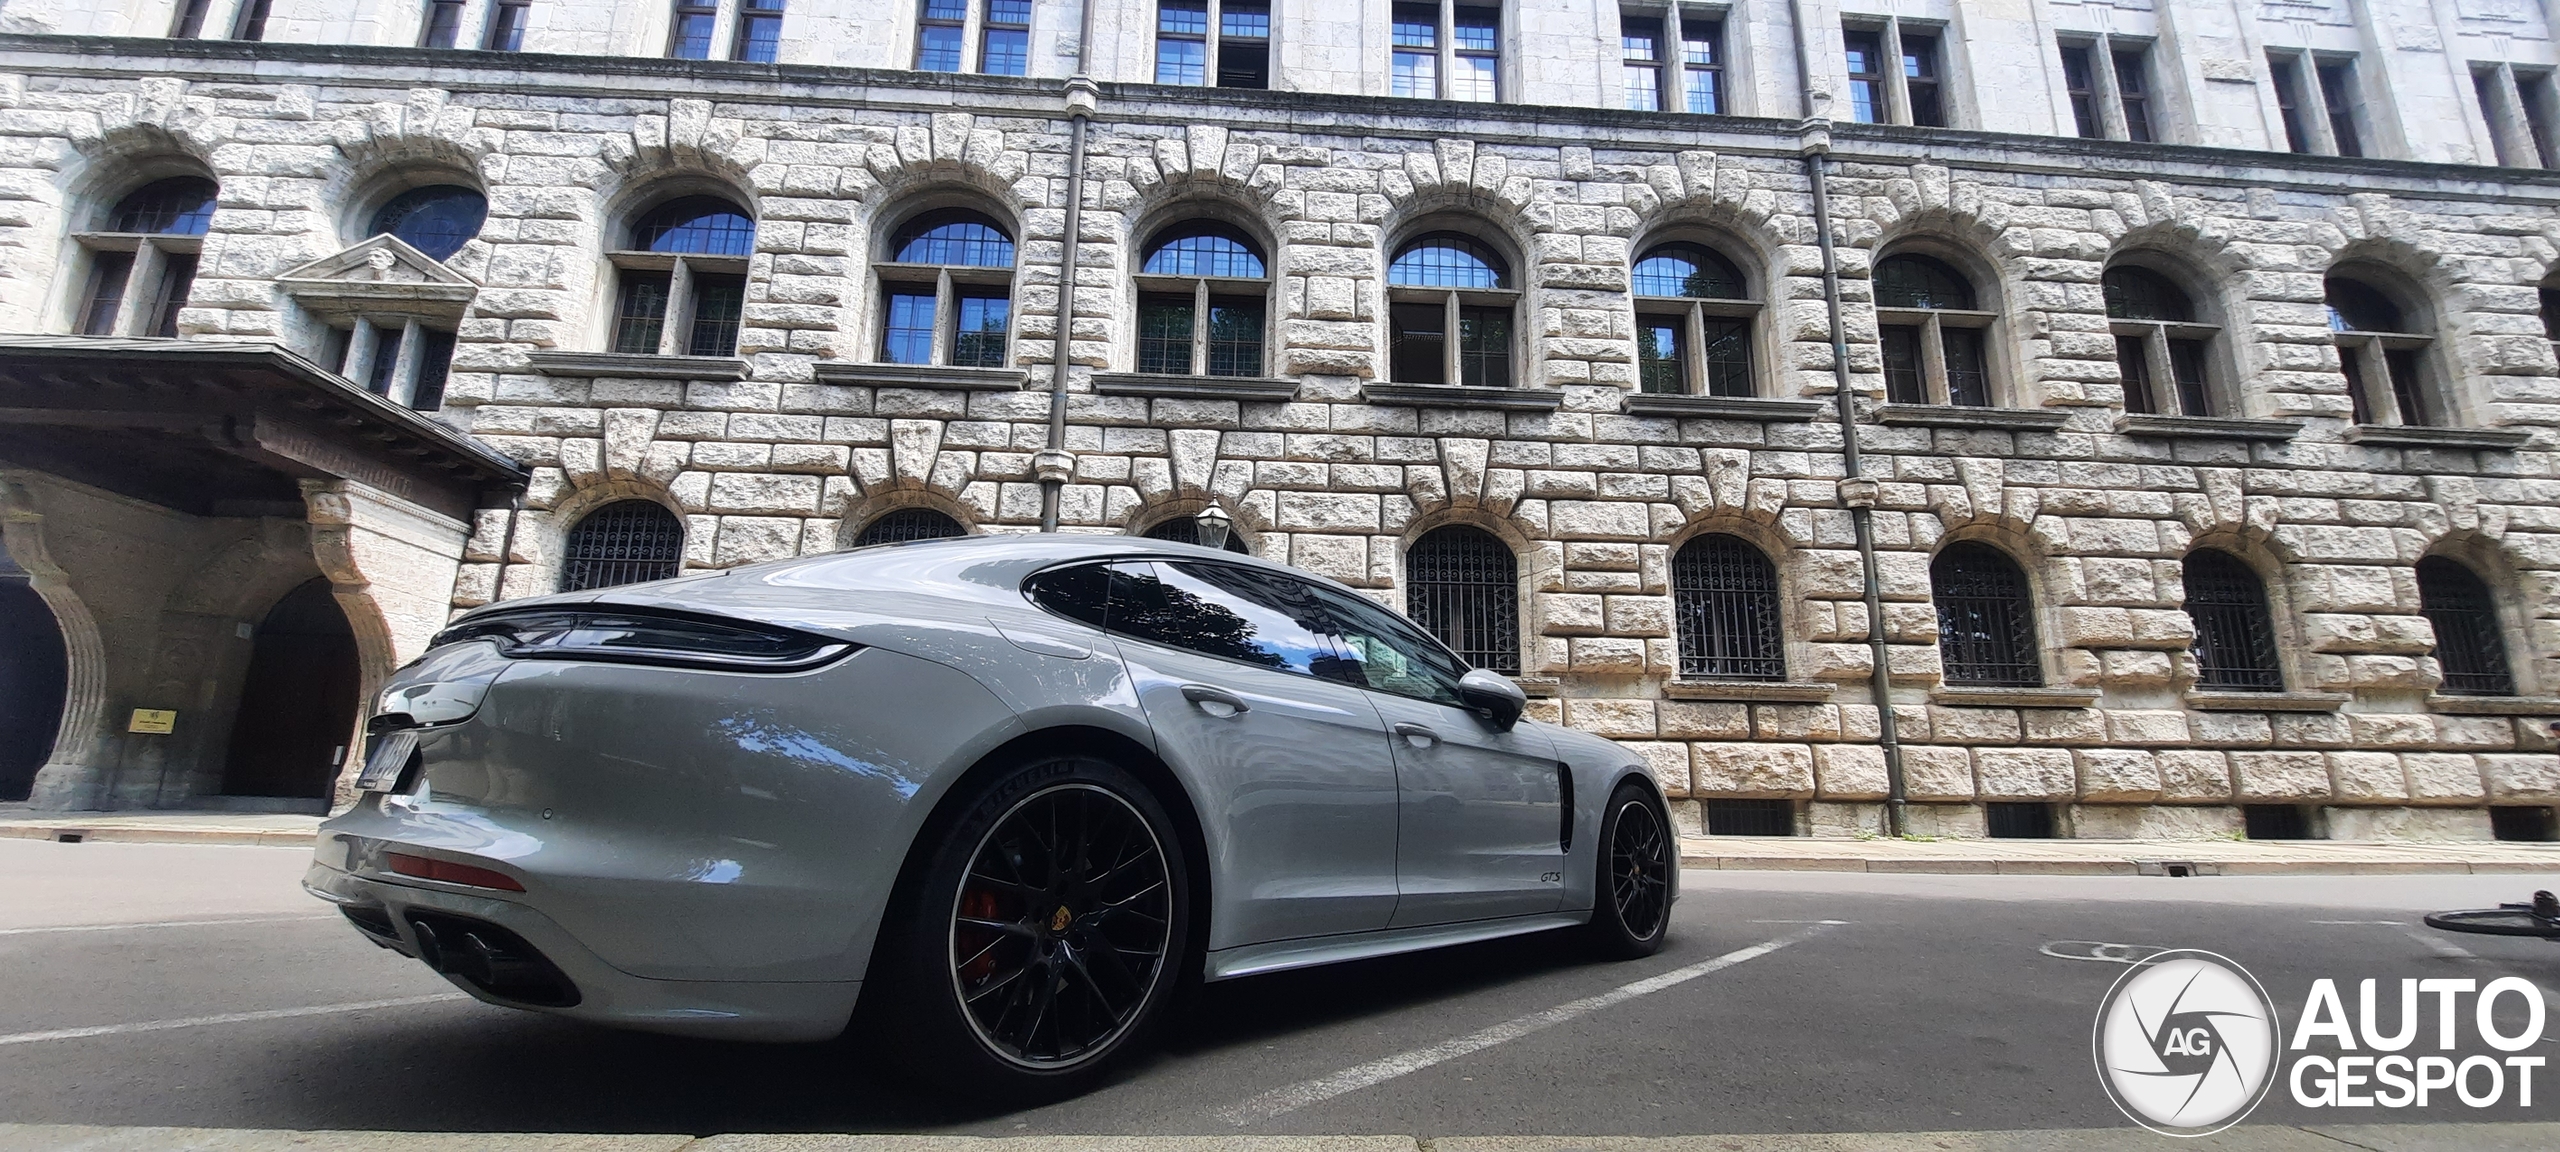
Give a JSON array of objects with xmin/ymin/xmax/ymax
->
[{"xmin": 1457, "ymin": 668, "xmax": 1528, "ymax": 732}]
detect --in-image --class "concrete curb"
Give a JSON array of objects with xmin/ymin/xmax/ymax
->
[
  {"xmin": 0, "ymin": 824, "xmax": 317, "ymax": 848},
  {"xmin": 1, "ymin": 1126, "xmax": 2554, "ymax": 1152}
]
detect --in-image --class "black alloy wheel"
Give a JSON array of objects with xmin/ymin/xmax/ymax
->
[
  {"xmin": 871, "ymin": 754, "xmax": 1190, "ymax": 1098},
  {"xmin": 1586, "ymin": 783, "xmax": 1672, "ymax": 958},
  {"xmin": 949, "ymin": 782, "xmax": 1174, "ymax": 1067}
]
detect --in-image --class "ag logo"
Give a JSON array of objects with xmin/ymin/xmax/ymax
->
[{"xmin": 2092, "ymin": 949, "xmax": 2280, "ymax": 1137}]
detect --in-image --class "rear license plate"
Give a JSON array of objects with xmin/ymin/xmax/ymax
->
[{"xmin": 355, "ymin": 729, "xmax": 420, "ymax": 792}]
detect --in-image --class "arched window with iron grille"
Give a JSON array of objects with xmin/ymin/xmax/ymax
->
[
  {"xmin": 1405, "ymin": 525, "xmax": 1519, "ymax": 673},
  {"xmin": 1143, "ymin": 517, "xmax": 1249, "ymax": 554},
  {"xmin": 2183, "ymin": 549, "xmax": 2281, "ymax": 691},
  {"xmin": 1931, "ymin": 542, "xmax": 2041, "ymax": 686},
  {"xmin": 1672, "ymin": 533, "xmax": 1783, "ymax": 680},
  {"xmin": 559, "ymin": 500, "xmax": 684, "ymax": 592},
  {"xmin": 2418, "ymin": 556, "xmax": 2516, "ymax": 696},
  {"xmin": 854, "ymin": 508, "xmax": 965, "ymax": 547}
]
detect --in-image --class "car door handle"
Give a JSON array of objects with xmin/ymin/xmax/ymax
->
[
  {"xmin": 1392, "ymin": 722, "xmax": 1438, "ymax": 748},
  {"xmin": 1180, "ymin": 684, "xmax": 1249, "ymax": 715}
]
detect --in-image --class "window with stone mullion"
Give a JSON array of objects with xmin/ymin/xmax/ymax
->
[
  {"xmin": 1392, "ymin": 0, "xmax": 1500, "ymax": 101},
  {"xmin": 1875, "ymin": 310, "xmax": 1994, "ymax": 406},
  {"xmin": 877, "ymin": 266, "xmax": 1014, "ymax": 368},
  {"xmin": 668, "ymin": 0, "xmax": 719, "ymax": 59},
  {"xmin": 1132, "ymin": 272, "xmax": 1266, "ymax": 377},
  {"xmin": 609, "ymin": 254, "xmax": 746, "ymax": 358}
]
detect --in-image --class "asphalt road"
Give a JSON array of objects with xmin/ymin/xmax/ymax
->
[{"xmin": 2, "ymin": 838, "xmax": 2556, "ymax": 1138}]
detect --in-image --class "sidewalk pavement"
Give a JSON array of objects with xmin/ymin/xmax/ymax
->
[
  {"xmin": 0, "ymin": 1125, "xmax": 2552, "ymax": 1152},
  {"xmin": 6, "ymin": 810, "xmax": 2560, "ymax": 874}
]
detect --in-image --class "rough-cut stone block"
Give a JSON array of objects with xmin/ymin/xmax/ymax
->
[
  {"xmin": 1564, "ymin": 698, "xmax": 1656, "ymax": 738},
  {"xmin": 2155, "ymin": 750, "xmax": 2234, "ymax": 801},
  {"xmin": 1900, "ymin": 745, "xmax": 1977, "ymax": 801},
  {"xmin": 1814, "ymin": 743, "xmax": 1890, "ymax": 799},
  {"xmin": 1974, "ymin": 747, "xmax": 2077, "ymax": 800},
  {"xmin": 2326, "ymin": 751, "xmax": 2408, "ymax": 802},
  {"xmin": 2230, "ymin": 751, "xmax": 2333, "ymax": 801},
  {"xmin": 2075, "ymin": 749, "xmax": 2162, "ymax": 802},
  {"xmin": 1691, "ymin": 742, "xmax": 1817, "ymax": 798},
  {"xmin": 2480, "ymin": 754, "xmax": 2560, "ymax": 801},
  {"xmin": 1619, "ymin": 741, "xmax": 1694, "ymax": 797}
]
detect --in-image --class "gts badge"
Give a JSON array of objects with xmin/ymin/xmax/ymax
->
[{"xmin": 1539, "ymin": 871, "xmax": 1561, "ymax": 883}]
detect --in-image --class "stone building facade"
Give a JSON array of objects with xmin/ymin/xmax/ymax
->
[{"xmin": 2, "ymin": 2, "xmax": 2559, "ymax": 838}]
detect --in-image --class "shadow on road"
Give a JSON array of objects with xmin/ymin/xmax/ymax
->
[{"xmin": 218, "ymin": 927, "xmax": 1607, "ymax": 1134}]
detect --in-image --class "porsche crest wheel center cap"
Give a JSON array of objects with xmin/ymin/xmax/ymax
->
[{"xmin": 1050, "ymin": 906, "xmax": 1073, "ymax": 933}]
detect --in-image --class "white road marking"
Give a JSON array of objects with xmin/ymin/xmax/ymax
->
[
  {"xmin": 2397, "ymin": 925, "xmax": 2475, "ymax": 960},
  {"xmin": 0, "ymin": 994, "xmax": 469, "ymax": 1047},
  {"xmin": 1215, "ymin": 921, "xmax": 1844, "ymax": 1126},
  {"xmin": 0, "ymin": 914, "xmax": 335, "ymax": 937},
  {"xmin": 2309, "ymin": 919, "xmax": 2406, "ymax": 926}
]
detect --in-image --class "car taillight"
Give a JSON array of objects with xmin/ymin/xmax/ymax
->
[
  {"xmin": 385, "ymin": 852, "xmax": 526, "ymax": 892},
  {"xmin": 429, "ymin": 608, "xmax": 850, "ymax": 672}
]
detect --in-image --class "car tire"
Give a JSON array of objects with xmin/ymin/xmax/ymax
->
[
  {"xmin": 871, "ymin": 753, "xmax": 1192, "ymax": 1101},
  {"xmin": 1584, "ymin": 782, "xmax": 1672, "ymax": 959}
]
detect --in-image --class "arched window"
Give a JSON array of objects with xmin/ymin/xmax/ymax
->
[
  {"xmin": 74, "ymin": 176, "xmax": 217, "ymax": 338},
  {"xmin": 2183, "ymin": 549, "xmax": 2281, "ymax": 691},
  {"xmin": 2326, "ymin": 269, "xmax": 2438, "ymax": 426},
  {"xmin": 1136, "ymin": 224, "xmax": 1269, "ymax": 377},
  {"xmin": 559, "ymin": 501, "xmax": 685, "ymax": 592},
  {"xmin": 1387, "ymin": 232, "xmax": 1517, "ymax": 387},
  {"xmin": 1672, "ymin": 534, "xmax": 1783, "ymax": 680},
  {"xmin": 854, "ymin": 507, "xmax": 966, "ymax": 546},
  {"xmin": 369, "ymin": 185, "xmax": 486, "ymax": 261},
  {"xmin": 1632, "ymin": 242, "xmax": 1756, "ymax": 397},
  {"xmin": 610, "ymin": 195, "xmax": 753, "ymax": 357},
  {"xmin": 1875, "ymin": 252, "xmax": 1996, "ymax": 407},
  {"xmin": 1405, "ymin": 525, "xmax": 1519, "ymax": 673},
  {"xmin": 2418, "ymin": 556, "xmax": 2516, "ymax": 696},
  {"xmin": 2106, "ymin": 263, "xmax": 2221, "ymax": 417},
  {"xmin": 1143, "ymin": 516, "xmax": 1251, "ymax": 553},
  {"xmin": 1932, "ymin": 543, "xmax": 2040, "ymax": 687},
  {"xmin": 878, "ymin": 209, "xmax": 1015, "ymax": 368}
]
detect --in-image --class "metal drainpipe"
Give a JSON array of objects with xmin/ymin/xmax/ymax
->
[
  {"xmin": 1038, "ymin": 10, "xmax": 1101, "ymax": 532},
  {"xmin": 489, "ymin": 487, "xmax": 525, "ymax": 604},
  {"xmin": 1792, "ymin": 0, "xmax": 1909, "ymax": 837},
  {"xmin": 1807, "ymin": 146, "xmax": 1909, "ymax": 839}
]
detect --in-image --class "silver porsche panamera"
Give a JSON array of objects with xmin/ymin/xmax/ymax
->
[{"xmin": 304, "ymin": 533, "xmax": 1676, "ymax": 1094}]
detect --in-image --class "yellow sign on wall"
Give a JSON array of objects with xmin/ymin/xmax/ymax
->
[{"xmin": 127, "ymin": 709, "xmax": 177, "ymax": 735}]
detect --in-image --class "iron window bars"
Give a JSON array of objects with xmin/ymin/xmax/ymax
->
[
  {"xmin": 2183, "ymin": 549, "xmax": 2282, "ymax": 691},
  {"xmin": 1932, "ymin": 543, "xmax": 2041, "ymax": 687},
  {"xmin": 1672, "ymin": 534, "xmax": 1784, "ymax": 680},
  {"xmin": 2418, "ymin": 557, "xmax": 2517, "ymax": 697},
  {"xmin": 560, "ymin": 501, "xmax": 685, "ymax": 592},
  {"xmin": 1406, "ymin": 525, "xmax": 1520, "ymax": 674},
  {"xmin": 855, "ymin": 508, "xmax": 967, "ymax": 546}
]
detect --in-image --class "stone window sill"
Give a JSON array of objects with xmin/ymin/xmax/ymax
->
[
  {"xmin": 2114, "ymin": 414, "xmax": 2303, "ymax": 442},
  {"xmin": 2427, "ymin": 694, "xmax": 2560, "ymax": 716},
  {"xmin": 1091, "ymin": 372, "xmax": 1299, "ymax": 402},
  {"xmin": 1662, "ymin": 680, "xmax": 1836, "ymax": 703},
  {"xmin": 2185, "ymin": 690, "xmax": 2348, "ymax": 712},
  {"xmin": 1360, "ymin": 383, "xmax": 1564, "ymax": 411},
  {"xmin": 526, "ymin": 351, "xmax": 747, "ymax": 381},
  {"xmin": 812, "ymin": 362, "xmax": 1028, "ymax": 390},
  {"xmin": 1876, "ymin": 403, "xmax": 2072, "ymax": 431},
  {"xmin": 1928, "ymin": 686, "xmax": 2100, "ymax": 708},
  {"xmin": 2343, "ymin": 424, "xmax": 2532, "ymax": 450},
  {"xmin": 1623, "ymin": 394, "xmax": 1827, "ymax": 421}
]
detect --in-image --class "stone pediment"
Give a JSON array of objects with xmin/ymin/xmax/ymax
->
[{"xmin": 277, "ymin": 235, "xmax": 477, "ymax": 321}]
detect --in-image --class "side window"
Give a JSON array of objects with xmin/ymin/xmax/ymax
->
[
  {"xmin": 1104, "ymin": 561, "xmax": 1343, "ymax": 677},
  {"xmin": 1023, "ymin": 562, "xmax": 1111, "ymax": 629},
  {"xmin": 1313, "ymin": 587, "xmax": 1470, "ymax": 707}
]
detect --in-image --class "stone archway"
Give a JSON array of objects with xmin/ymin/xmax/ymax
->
[
  {"xmin": 219, "ymin": 577, "xmax": 360, "ymax": 800},
  {"xmin": 0, "ymin": 558, "xmax": 67, "ymax": 802}
]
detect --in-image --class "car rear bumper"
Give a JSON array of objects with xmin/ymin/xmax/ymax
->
[{"xmin": 303, "ymin": 847, "xmax": 859, "ymax": 1042}]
